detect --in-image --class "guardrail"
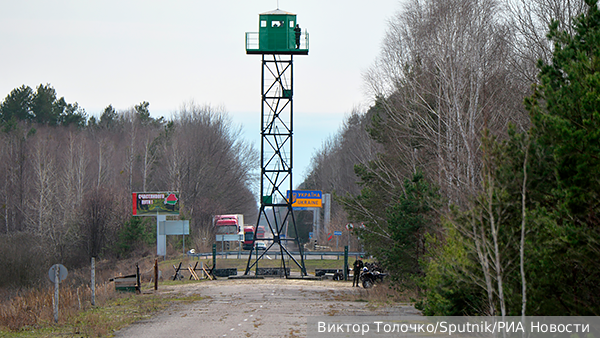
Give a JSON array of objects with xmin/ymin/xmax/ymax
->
[{"xmin": 187, "ymin": 251, "xmax": 365, "ymax": 260}]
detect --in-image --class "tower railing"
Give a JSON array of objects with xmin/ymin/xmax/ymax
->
[{"xmin": 245, "ymin": 32, "xmax": 309, "ymax": 54}]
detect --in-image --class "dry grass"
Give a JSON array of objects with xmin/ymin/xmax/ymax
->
[
  {"xmin": 0, "ymin": 281, "xmax": 115, "ymax": 331},
  {"xmin": 0, "ymin": 256, "xmax": 160, "ymax": 334},
  {"xmin": 1, "ymin": 255, "xmax": 403, "ymax": 336},
  {"xmin": 341, "ymin": 282, "xmax": 418, "ymax": 306}
]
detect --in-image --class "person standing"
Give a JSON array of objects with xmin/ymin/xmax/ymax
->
[
  {"xmin": 352, "ymin": 258, "xmax": 364, "ymax": 287},
  {"xmin": 294, "ymin": 24, "xmax": 301, "ymax": 49}
]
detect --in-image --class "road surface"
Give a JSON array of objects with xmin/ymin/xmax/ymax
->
[{"xmin": 114, "ymin": 278, "xmax": 420, "ymax": 337}]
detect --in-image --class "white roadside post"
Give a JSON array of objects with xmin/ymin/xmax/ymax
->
[
  {"xmin": 54, "ymin": 267, "xmax": 59, "ymax": 323},
  {"xmin": 48, "ymin": 264, "xmax": 67, "ymax": 324}
]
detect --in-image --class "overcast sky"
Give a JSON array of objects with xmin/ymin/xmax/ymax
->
[{"xmin": 0, "ymin": 0, "xmax": 403, "ymax": 186}]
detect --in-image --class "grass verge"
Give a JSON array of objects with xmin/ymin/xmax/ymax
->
[{"xmin": 0, "ymin": 287, "xmax": 205, "ymax": 338}]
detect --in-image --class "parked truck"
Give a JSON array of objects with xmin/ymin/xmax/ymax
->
[
  {"xmin": 256, "ymin": 225, "xmax": 265, "ymax": 239},
  {"xmin": 242, "ymin": 226, "xmax": 255, "ymax": 250},
  {"xmin": 213, "ymin": 214, "xmax": 244, "ymax": 235}
]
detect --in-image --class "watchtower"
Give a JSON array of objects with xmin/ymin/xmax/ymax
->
[
  {"xmin": 246, "ymin": 9, "xmax": 309, "ymax": 54},
  {"xmin": 244, "ymin": 9, "xmax": 308, "ymax": 277}
]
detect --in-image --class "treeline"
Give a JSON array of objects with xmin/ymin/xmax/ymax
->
[
  {"xmin": 301, "ymin": 0, "xmax": 599, "ymax": 315},
  {"xmin": 0, "ymin": 86, "xmax": 257, "ymax": 287}
]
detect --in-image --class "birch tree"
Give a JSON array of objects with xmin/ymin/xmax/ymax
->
[
  {"xmin": 60, "ymin": 131, "xmax": 89, "ymax": 220},
  {"xmin": 365, "ymin": 0, "xmax": 521, "ymax": 206},
  {"xmin": 505, "ymin": 0, "xmax": 588, "ymax": 84}
]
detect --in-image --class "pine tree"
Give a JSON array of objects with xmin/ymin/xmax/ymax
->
[
  {"xmin": 525, "ymin": 0, "xmax": 600, "ymax": 314},
  {"xmin": 0, "ymin": 85, "xmax": 34, "ymax": 123}
]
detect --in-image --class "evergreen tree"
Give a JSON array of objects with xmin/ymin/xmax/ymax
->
[
  {"xmin": 55, "ymin": 97, "xmax": 87, "ymax": 127},
  {"xmin": 527, "ymin": 0, "xmax": 600, "ymax": 225},
  {"xmin": 0, "ymin": 84, "xmax": 88, "ymax": 127},
  {"xmin": 524, "ymin": 0, "xmax": 600, "ymax": 314},
  {"xmin": 342, "ymin": 169, "xmax": 440, "ymax": 288},
  {"xmin": 99, "ymin": 104, "xmax": 119, "ymax": 129},
  {"xmin": 385, "ymin": 172, "xmax": 440, "ymax": 287},
  {"xmin": 0, "ymin": 85, "xmax": 34, "ymax": 123},
  {"xmin": 31, "ymin": 84, "xmax": 59, "ymax": 125},
  {"xmin": 135, "ymin": 101, "xmax": 153, "ymax": 126}
]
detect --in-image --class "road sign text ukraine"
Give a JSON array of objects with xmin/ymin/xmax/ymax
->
[{"xmin": 288, "ymin": 190, "xmax": 322, "ymax": 208}]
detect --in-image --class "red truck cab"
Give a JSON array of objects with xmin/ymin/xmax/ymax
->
[
  {"xmin": 256, "ymin": 225, "xmax": 265, "ymax": 239},
  {"xmin": 242, "ymin": 226, "xmax": 255, "ymax": 250},
  {"xmin": 214, "ymin": 215, "xmax": 242, "ymax": 234}
]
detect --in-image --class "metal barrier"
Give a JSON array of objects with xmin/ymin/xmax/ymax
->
[{"xmin": 187, "ymin": 251, "xmax": 365, "ymax": 260}]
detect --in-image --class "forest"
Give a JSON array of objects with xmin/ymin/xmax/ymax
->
[
  {"xmin": 0, "ymin": 86, "xmax": 258, "ymax": 287},
  {"xmin": 1, "ymin": 0, "xmax": 599, "ymax": 318},
  {"xmin": 301, "ymin": 0, "xmax": 599, "ymax": 315}
]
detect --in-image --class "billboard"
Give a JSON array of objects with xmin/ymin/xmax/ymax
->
[
  {"xmin": 287, "ymin": 190, "xmax": 322, "ymax": 208},
  {"xmin": 132, "ymin": 192, "xmax": 180, "ymax": 216}
]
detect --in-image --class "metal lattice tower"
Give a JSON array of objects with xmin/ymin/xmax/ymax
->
[{"xmin": 245, "ymin": 9, "xmax": 309, "ymax": 277}]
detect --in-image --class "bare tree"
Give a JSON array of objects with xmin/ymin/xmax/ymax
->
[
  {"xmin": 95, "ymin": 136, "xmax": 113, "ymax": 188},
  {"xmin": 154, "ymin": 103, "xmax": 258, "ymax": 239},
  {"xmin": 365, "ymin": 0, "xmax": 524, "ymax": 206},
  {"xmin": 300, "ymin": 108, "xmax": 381, "ymax": 240},
  {"xmin": 59, "ymin": 130, "xmax": 89, "ymax": 222},
  {"xmin": 140, "ymin": 132, "xmax": 160, "ymax": 192},
  {"xmin": 504, "ymin": 0, "xmax": 588, "ymax": 84},
  {"xmin": 28, "ymin": 133, "xmax": 55, "ymax": 236},
  {"xmin": 302, "ymin": 108, "xmax": 379, "ymax": 194},
  {"xmin": 79, "ymin": 188, "xmax": 114, "ymax": 258},
  {"xmin": 0, "ymin": 126, "xmax": 32, "ymax": 233},
  {"xmin": 122, "ymin": 109, "xmax": 137, "ymax": 193}
]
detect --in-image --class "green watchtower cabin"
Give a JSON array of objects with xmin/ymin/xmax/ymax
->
[{"xmin": 246, "ymin": 9, "xmax": 309, "ymax": 55}]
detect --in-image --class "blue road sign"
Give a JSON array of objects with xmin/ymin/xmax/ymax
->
[{"xmin": 334, "ymin": 231, "xmax": 342, "ymax": 236}]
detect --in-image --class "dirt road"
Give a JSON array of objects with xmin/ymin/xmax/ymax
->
[{"xmin": 114, "ymin": 278, "xmax": 420, "ymax": 338}]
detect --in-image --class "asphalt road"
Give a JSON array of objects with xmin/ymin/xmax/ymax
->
[{"xmin": 113, "ymin": 278, "xmax": 420, "ymax": 338}]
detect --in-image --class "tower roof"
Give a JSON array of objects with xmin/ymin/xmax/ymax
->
[{"xmin": 260, "ymin": 9, "xmax": 295, "ymax": 15}]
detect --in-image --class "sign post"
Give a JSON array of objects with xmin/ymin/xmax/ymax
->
[
  {"xmin": 343, "ymin": 246, "xmax": 349, "ymax": 281},
  {"xmin": 54, "ymin": 267, "xmax": 59, "ymax": 323},
  {"xmin": 48, "ymin": 264, "xmax": 67, "ymax": 323},
  {"xmin": 154, "ymin": 258, "xmax": 158, "ymax": 291},
  {"xmin": 334, "ymin": 231, "xmax": 342, "ymax": 250},
  {"xmin": 157, "ymin": 215, "xmax": 166, "ymax": 256},
  {"xmin": 345, "ymin": 223, "xmax": 353, "ymax": 251},
  {"xmin": 212, "ymin": 244, "xmax": 217, "ymax": 269},
  {"xmin": 91, "ymin": 257, "xmax": 95, "ymax": 306}
]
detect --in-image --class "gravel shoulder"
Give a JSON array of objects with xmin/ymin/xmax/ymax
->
[{"xmin": 114, "ymin": 278, "xmax": 420, "ymax": 338}]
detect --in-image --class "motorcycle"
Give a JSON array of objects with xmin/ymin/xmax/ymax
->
[{"xmin": 360, "ymin": 269, "xmax": 386, "ymax": 288}]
